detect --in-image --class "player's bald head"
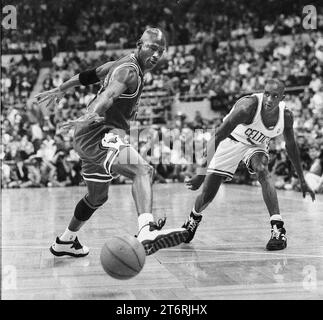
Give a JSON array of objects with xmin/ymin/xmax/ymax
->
[
  {"xmin": 265, "ymin": 79, "xmax": 285, "ymax": 95},
  {"xmin": 139, "ymin": 28, "xmax": 166, "ymax": 47},
  {"xmin": 263, "ymin": 79, "xmax": 285, "ymax": 109}
]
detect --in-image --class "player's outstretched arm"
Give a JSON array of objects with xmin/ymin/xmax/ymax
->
[
  {"xmin": 186, "ymin": 97, "xmax": 256, "ymax": 190},
  {"xmin": 35, "ymin": 61, "xmax": 114, "ymax": 109},
  {"xmin": 59, "ymin": 67, "xmax": 137, "ymax": 131},
  {"xmin": 283, "ymin": 109, "xmax": 315, "ymax": 201}
]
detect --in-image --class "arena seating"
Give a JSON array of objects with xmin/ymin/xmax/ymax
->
[
  {"xmin": 1, "ymin": 1, "xmax": 322, "ymax": 192},
  {"xmin": 2, "ymin": 0, "xmax": 323, "ymax": 54}
]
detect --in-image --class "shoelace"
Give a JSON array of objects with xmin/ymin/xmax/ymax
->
[
  {"xmin": 150, "ymin": 217, "xmax": 167, "ymax": 231},
  {"xmin": 187, "ymin": 218, "xmax": 199, "ymax": 232},
  {"xmin": 271, "ymin": 226, "xmax": 281, "ymax": 240},
  {"xmin": 71, "ymin": 237, "xmax": 83, "ymax": 250},
  {"xmin": 136, "ymin": 217, "xmax": 167, "ymax": 236}
]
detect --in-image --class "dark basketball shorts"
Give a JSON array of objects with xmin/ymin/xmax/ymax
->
[{"xmin": 74, "ymin": 128, "xmax": 130, "ymax": 183}]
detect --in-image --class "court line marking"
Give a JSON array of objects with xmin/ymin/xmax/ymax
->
[
  {"xmin": 2, "ymin": 246, "xmax": 323, "ymax": 259},
  {"xmin": 161, "ymin": 248, "xmax": 323, "ymax": 259}
]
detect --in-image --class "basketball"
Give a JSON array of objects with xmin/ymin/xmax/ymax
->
[{"xmin": 100, "ymin": 234, "xmax": 146, "ymax": 280}]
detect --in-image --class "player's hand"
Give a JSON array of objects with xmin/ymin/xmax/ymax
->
[
  {"xmin": 58, "ymin": 112, "xmax": 105, "ymax": 133},
  {"xmin": 34, "ymin": 88, "xmax": 64, "ymax": 109},
  {"xmin": 300, "ymin": 181, "xmax": 315, "ymax": 202},
  {"xmin": 185, "ymin": 175, "xmax": 205, "ymax": 191}
]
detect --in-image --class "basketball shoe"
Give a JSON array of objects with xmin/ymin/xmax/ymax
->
[
  {"xmin": 266, "ymin": 220, "xmax": 287, "ymax": 251},
  {"xmin": 50, "ymin": 236, "xmax": 89, "ymax": 257},
  {"xmin": 137, "ymin": 218, "xmax": 189, "ymax": 255},
  {"xmin": 182, "ymin": 212, "xmax": 202, "ymax": 243}
]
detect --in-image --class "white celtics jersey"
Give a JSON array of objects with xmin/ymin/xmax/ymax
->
[{"xmin": 228, "ymin": 93, "xmax": 285, "ymax": 148}]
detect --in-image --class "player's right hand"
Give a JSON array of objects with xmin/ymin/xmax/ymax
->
[
  {"xmin": 58, "ymin": 112, "xmax": 105, "ymax": 133},
  {"xmin": 34, "ymin": 88, "xmax": 64, "ymax": 109},
  {"xmin": 185, "ymin": 175, "xmax": 205, "ymax": 190}
]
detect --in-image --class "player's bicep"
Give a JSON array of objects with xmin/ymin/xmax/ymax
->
[
  {"xmin": 215, "ymin": 115, "xmax": 240, "ymax": 140},
  {"xmin": 101, "ymin": 79, "xmax": 128, "ymax": 102},
  {"xmin": 215, "ymin": 98, "xmax": 255, "ymax": 140},
  {"xmin": 102, "ymin": 67, "xmax": 137, "ymax": 100}
]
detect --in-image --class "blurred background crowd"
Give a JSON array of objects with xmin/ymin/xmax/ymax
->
[
  {"xmin": 2, "ymin": 0, "xmax": 323, "ymax": 53},
  {"xmin": 1, "ymin": 0, "xmax": 323, "ymax": 194}
]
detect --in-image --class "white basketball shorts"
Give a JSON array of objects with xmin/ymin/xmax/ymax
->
[{"xmin": 207, "ymin": 136, "xmax": 269, "ymax": 180}]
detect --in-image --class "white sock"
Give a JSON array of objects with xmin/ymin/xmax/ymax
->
[
  {"xmin": 138, "ymin": 213, "xmax": 154, "ymax": 230},
  {"xmin": 192, "ymin": 207, "xmax": 202, "ymax": 216},
  {"xmin": 60, "ymin": 228, "xmax": 77, "ymax": 241},
  {"xmin": 270, "ymin": 214, "xmax": 283, "ymax": 222}
]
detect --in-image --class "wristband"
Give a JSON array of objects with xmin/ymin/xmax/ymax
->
[{"xmin": 79, "ymin": 68, "xmax": 100, "ymax": 85}]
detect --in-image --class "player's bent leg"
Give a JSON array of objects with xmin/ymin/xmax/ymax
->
[
  {"xmin": 251, "ymin": 153, "xmax": 280, "ymax": 216},
  {"xmin": 195, "ymin": 173, "xmax": 224, "ymax": 212},
  {"xmin": 250, "ymin": 153, "xmax": 287, "ymax": 250},
  {"xmin": 183, "ymin": 173, "xmax": 224, "ymax": 243},
  {"xmin": 112, "ymin": 145, "xmax": 153, "ymax": 213},
  {"xmin": 112, "ymin": 146, "xmax": 188, "ymax": 255},
  {"xmin": 50, "ymin": 181, "xmax": 110, "ymax": 257}
]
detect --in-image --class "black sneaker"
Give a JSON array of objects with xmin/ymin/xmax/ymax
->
[
  {"xmin": 50, "ymin": 236, "xmax": 89, "ymax": 257},
  {"xmin": 266, "ymin": 220, "xmax": 287, "ymax": 251},
  {"xmin": 137, "ymin": 217, "xmax": 189, "ymax": 256},
  {"xmin": 182, "ymin": 212, "xmax": 202, "ymax": 243}
]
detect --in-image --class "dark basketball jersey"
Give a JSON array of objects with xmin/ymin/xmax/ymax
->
[
  {"xmin": 87, "ymin": 53, "xmax": 144, "ymax": 132},
  {"xmin": 73, "ymin": 53, "xmax": 144, "ymax": 161}
]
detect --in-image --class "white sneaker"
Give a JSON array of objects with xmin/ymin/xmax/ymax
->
[
  {"xmin": 50, "ymin": 236, "xmax": 89, "ymax": 257},
  {"xmin": 137, "ymin": 219, "xmax": 189, "ymax": 256}
]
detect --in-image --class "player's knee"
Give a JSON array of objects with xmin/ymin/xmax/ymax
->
[
  {"xmin": 74, "ymin": 194, "xmax": 108, "ymax": 222},
  {"xmin": 86, "ymin": 192, "xmax": 108, "ymax": 207},
  {"xmin": 252, "ymin": 155, "xmax": 269, "ymax": 181},
  {"xmin": 134, "ymin": 164, "xmax": 154, "ymax": 180},
  {"xmin": 254, "ymin": 164, "xmax": 270, "ymax": 182}
]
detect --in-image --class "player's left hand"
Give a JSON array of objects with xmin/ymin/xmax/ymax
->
[
  {"xmin": 35, "ymin": 88, "xmax": 65, "ymax": 110},
  {"xmin": 58, "ymin": 112, "xmax": 105, "ymax": 133},
  {"xmin": 300, "ymin": 181, "xmax": 315, "ymax": 201}
]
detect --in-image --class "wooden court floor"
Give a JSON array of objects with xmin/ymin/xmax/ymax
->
[{"xmin": 1, "ymin": 183, "xmax": 323, "ymax": 300}]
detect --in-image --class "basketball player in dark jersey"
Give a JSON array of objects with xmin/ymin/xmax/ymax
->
[
  {"xmin": 181, "ymin": 80, "xmax": 315, "ymax": 250},
  {"xmin": 36, "ymin": 28, "xmax": 188, "ymax": 257}
]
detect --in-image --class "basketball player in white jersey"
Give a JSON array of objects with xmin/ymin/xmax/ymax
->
[{"xmin": 182, "ymin": 79, "xmax": 315, "ymax": 250}]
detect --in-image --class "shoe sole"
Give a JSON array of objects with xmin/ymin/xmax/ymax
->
[
  {"xmin": 266, "ymin": 242, "xmax": 287, "ymax": 251},
  {"xmin": 141, "ymin": 230, "xmax": 189, "ymax": 255},
  {"xmin": 50, "ymin": 246, "xmax": 89, "ymax": 258}
]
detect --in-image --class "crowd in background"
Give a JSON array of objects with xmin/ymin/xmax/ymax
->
[
  {"xmin": 2, "ymin": 0, "xmax": 323, "ymax": 53},
  {"xmin": 1, "ymin": 2, "xmax": 323, "ymax": 194},
  {"xmin": 2, "ymin": 52, "xmax": 322, "ymax": 193},
  {"xmin": 1, "ymin": 55, "xmax": 40, "ymax": 111},
  {"xmin": 163, "ymin": 31, "xmax": 323, "ymax": 103},
  {"xmin": 30, "ymin": 30, "xmax": 323, "ymax": 105}
]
